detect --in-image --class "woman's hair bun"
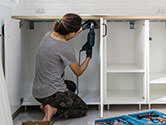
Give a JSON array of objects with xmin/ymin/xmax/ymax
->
[{"xmin": 54, "ymin": 13, "xmax": 82, "ymax": 35}]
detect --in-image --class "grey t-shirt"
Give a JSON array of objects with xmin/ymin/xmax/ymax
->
[{"xmin": 32, "ymin": 31, "xmax": 76, "ymax": 98}]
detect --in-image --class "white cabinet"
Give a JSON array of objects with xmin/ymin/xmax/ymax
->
[
  {"xmin": 4, "ymin": 19, "xmax": 101, "ymax": 110},
  {"xmin": 5, "ymin": 16, "xmax": 166, "ymax": 117},
  {"xmin": 102, "ymin": 20, "xmax": 149, "ymax": 107},
  {"xmin": 149, "ymin": 21, "xmax": 166, "ymax": 104}
]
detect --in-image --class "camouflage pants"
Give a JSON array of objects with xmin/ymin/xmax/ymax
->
[{"xmin": 35, "ymin": 80, "xmax": 88, "ymax": 119}]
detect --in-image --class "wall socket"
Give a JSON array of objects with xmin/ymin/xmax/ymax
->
[
  {"xmin": 11, "ymin": 0, "xmax": 19, "ymax": 4},
  {"xmin": 156, "ymin": 8, "xmax": 166, "ymax": 14},
  {"xmin": 35, "ymin": 6, "xmax": 46, "ymax": 14}
]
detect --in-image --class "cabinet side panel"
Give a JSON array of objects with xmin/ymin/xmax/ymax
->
[
  {"xmin": 134, "ymin": 20, "xmax": 145, "ymax": 69},
  {"xmin": 150, "ymin": 22, "xmax": 166, "ymax": 73},
  {"xmin": 4, "ymin": 19, "xmax": 22, "ymax": 113},
  {"xmin": 21, "ymin": 21, "xmax": 31, "ymax": 98},
  {"xmin": 107, "ymin": 22, "xmax": 134, "ymax": 65}
]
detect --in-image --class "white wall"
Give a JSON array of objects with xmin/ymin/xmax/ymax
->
[
  {"xmin": 24, "ymin": 0, "xmax": 95, "ymax": 16},
  {"xmin": 0, "ymin": 0, "xmax": 12, "ymax": 7},
  {"xmin": 12, "ymin": 0, "xmax": 166, "ymax": 16},
  {"xmin": 12, "ymin": 0, "xmax": 26, "ymax": 15}
]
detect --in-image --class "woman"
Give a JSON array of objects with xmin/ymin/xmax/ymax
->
[{"xmin": 32, "ymin": 13, "xmax": 93, "ymax": 121}]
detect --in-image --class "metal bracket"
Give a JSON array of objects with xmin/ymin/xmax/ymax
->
[
  {"xmin": 129, "ymin": 21, "xmax": 135, "ymax": 29},
  {"xmin": 139, "ymin": 104, "xmax": 142, "ymax": 110},
  {"xmin": 148, "ymin": 104, "xmax": 151, "ymax": 110},
  {"xmin": 19, "ymin": 20, "xmax": 23, "ymax": 28},
  {"xmin": 29, "ymin": 21, "xmax": 34, "ymax": 30},
  {"xmin": 20, "ymin": 98, "xmax": 24, "ymax": 105}
]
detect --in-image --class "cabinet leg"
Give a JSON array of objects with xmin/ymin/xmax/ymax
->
[
  {"xmin": 107, "ymin": 104, "xmax": 110, "ymax": 110},
  {"xmin": 139, "ymin": 104, "xmax": 142, "ymax": 110},
  {"xmin": 97, "ymin": 104, "xmax": 100, "ymax": 110},
  {"xmin": 148, "ymin": 104, "xmax": 151, "ymax": 110},
  {"xmin": 24, "ymin": 106, "xmax": 27, "ymax": 112},
  {"xmin": 100, "ymin": 104, "xmax": 103, "ymax": 118}
]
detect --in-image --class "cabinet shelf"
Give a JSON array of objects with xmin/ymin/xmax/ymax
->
[
  {"xmin": 106, "ymin": 73, "xmax": 145, "ymax": 104},
  {"xmin": 107, "ymin": 64, "xmax": 145, "ymax": 73},
  {"xmin": 106, "ymin": 90, "xmax": 145, "ymax": 104},
  {"xmin": 150, "ymin": 89, "xmax": 166, "ymax": 104},
  {"xmin": 22, "ymin": 94, "xmax": 40, "ymax": 106},
  {"xmin": 22, "ymin": 90, "xmax": 100, "ymax": 106},
  {"xmin": 79, "ymin": 90, "xmax": 100, "ymax": 105},
  {"xmin": 150, "ymin": 73, "xmax": 166, "ymax": 84}
]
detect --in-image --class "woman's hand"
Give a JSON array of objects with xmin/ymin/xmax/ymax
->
[
  {"xmin": 86, "ymin": 48, "xmax": 93, "ymax": 59},
  {"xmin": 76, "ymin": 27, "xmax": 83, "ymax": 34},
  {"xmin": 81, "ymin": 20, "xmax": 94, "ymax": 30}
]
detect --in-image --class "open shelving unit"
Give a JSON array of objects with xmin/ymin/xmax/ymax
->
[
  {"xmin": 104, "ymin": 20, "xmax": 147, "ymax": 105},
  {"xmin": 6, "ymin": 15, "xmax": 166, "ymax": 117},
  {"xmin": 149, "ymin": 21, "xmax": 166, "ymax": 104}
]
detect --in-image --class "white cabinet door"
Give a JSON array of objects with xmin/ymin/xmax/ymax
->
[
  {"xmin": 0, "ymin": 50, "xmax": 13, "ymax": 125},
  {"xmin": 4, "ymin": 19, "xmax": 22, "ymax": 114},
  {"xmin": 100, "ymin": 18, "xmax": 107, "ymax": 117}
]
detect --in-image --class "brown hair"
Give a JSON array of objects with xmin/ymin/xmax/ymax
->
[{"xmin": 54, "ymin": 13, "xmax": 82, "ymax": 35}]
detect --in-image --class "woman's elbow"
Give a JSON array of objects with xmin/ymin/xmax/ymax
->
[{"xmin": 75, "ymin": 72, "xmax": 82, "ymax": 77}]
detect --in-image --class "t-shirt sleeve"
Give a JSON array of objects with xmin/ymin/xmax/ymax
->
[{"xmin": 60, "ymin": 45, "xmax": 77, "ymax": 66}]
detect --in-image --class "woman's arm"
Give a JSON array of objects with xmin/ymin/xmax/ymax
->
[{"xmin": 69, "ymin": 57, "xmax": 90, "ymax": 77}]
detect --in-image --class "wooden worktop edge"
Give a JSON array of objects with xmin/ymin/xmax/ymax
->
[{"xmin": 12, "ymin": 16, "xmax": 166, "ymax": 20}]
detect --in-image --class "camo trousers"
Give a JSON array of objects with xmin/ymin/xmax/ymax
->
[{"xmin": 35, "ymin": 81, "xmax": 88, "ymax": 119}]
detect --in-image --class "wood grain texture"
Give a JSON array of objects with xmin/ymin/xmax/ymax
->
[
  {"xmin": 12, "ymin": 16, "xmax": 100, "ymax": 20},
  {"xmin": 12, "ymin": 16, "xmax": 166, "ymax": 21}
]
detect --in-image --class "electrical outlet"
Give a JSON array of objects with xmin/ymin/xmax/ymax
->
[
  {"xmin": 156, "ymin": 8, "xmax": 166, "ymax": 14},
  {"xmin": 35, "ymin": 6, "xmax": 46, "ymax": 14},
  {"xmin": 11, "ymin": 0, "xmax": 19, "ymax": 4}
]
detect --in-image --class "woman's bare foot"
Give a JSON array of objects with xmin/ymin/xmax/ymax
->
[
  {"xmin": 42, "ymin": 104, "xmax": 57, "ymax": 121},
  {"xmin": 40, "ymin": 104, "xmax": 44, "ymax": 111}
]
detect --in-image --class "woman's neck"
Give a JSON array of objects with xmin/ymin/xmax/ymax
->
[{"xmin": 50, "ymin": 32, "xmax": 67, "ymax": 42}]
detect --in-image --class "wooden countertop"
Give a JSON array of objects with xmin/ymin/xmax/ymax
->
[
  {"xmin": 12, "ymin": 16, "xmax": 166, "ymax": 21},
  {"xmin": 12, "ymin": 16, "xmax": 100, "ymax": 21}
]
